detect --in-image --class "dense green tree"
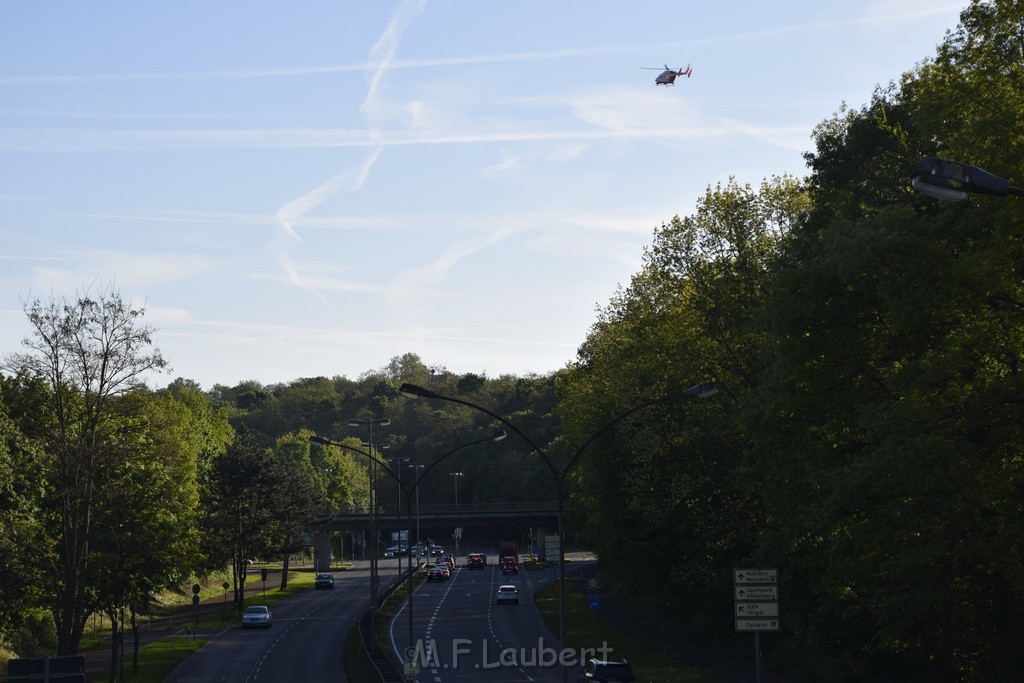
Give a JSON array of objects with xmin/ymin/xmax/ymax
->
[
  {"xmin": 743, "ymin": 3, "xmax": 1024, "ymax": 678},
  {"xmin": 201, "ymin": 429, "xmax": 281, "ymax": 607},
  {"xmin": 3, "ymin": 285, "xmax": 169, "ymax": 655},
  {"xmin": 267, "ymin": 431, "xmax": 319, "ymax": 589},
  {"xmin": 559, "ymin": 177, "xmax": 802, "ymax": 640},
  {"xmin": 0, "ymin": 376, "xmax": 48, "ymax": 647}
]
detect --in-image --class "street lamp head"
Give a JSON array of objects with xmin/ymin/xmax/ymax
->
[
  {"xmin": 492, "ymin": 430, "xmax": 508, "ymax": 442},
  {"xmin": 911, "ymin": 157, "xmax": 1015, "ymax": 201},
  {"xmin": 309, "ymin": 435, "xmax": 332, "ymax": 446},
  {"xmin": 400, "ymin": 383, "xmax": 437, "ymax": 399},
  {"xmin": 348, "ymin": 417, "xmax": 391, "ymax": 427},
  {"xmin": 687, "ymin": 382, "xmax": 719, "ymax": 400}
]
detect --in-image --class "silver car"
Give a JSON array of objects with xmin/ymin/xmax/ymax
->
[{"xmin": 241, "ymin": 605, "xmax": 272, "ymax": 628}]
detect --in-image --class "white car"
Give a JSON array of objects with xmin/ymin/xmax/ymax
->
[
  {"xmin": 241, "ymin": 605, "xmax": 272, "ymax": 628},
  {"xmin": 495, "ymin": 585, "xmax": 520, "ymax": 604}
]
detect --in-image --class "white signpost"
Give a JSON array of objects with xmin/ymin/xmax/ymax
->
[
  {"xmin": 544, "ymin": 536, "xmax": 560, "ymax": 561},
  {"xmin": 734, "ymin": 568, "xmax": 779, "ymax": 683}
]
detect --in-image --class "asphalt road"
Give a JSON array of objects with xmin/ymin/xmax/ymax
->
[
  {"xmin": 164, "ymin": 560, "xmax": 399, "ymax": 683},
  {"xmin": 389, "ymin": 551, "xmax": 594, "ymax": 682}
]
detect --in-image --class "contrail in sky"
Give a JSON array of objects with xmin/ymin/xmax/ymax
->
[{"xmin": 269, "ymin": 0, "xmax": 427, "ymax": 302}]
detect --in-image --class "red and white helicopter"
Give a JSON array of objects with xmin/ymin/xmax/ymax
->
[{"xmin": 642, "ymin": 64, "xmax": 693, "ymax": 86}]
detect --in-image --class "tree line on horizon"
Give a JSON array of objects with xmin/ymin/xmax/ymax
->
[{"xmin": 2, "ymin": 2, "xmax": 1023, "ymax": 680}]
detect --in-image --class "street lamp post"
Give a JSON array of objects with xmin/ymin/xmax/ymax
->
[
  {"xmin": 387, "ymin": 455, "xmax": 409, "ymax": 587},
  {"xmin": 408, "ymin": 463, "xmax": 425, "ymax": 561},
  {"xmin": 399, "ymin": 381, "xmax": 717, "ymax": 682},
  {"xmin": 911, "ymin": 157, "xmax": 1024, "ymax": 201},
  {"xmin": 449, "ymin": 471, "xmax": 464, "ymax": 506},
  {"xmin": 310, "ymin": 431, "xmax": 506, "ymax": 671},
  {"xmin": 320, "ymin": 467, "xmax": 332, "ymax": 515},
  {"xmin": 348, "ymin": 417, "xmax": 390, "ymax": 646}
]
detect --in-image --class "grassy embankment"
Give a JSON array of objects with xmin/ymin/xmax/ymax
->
[
  {"xmin": 534, "ymin": 579, "xmax": 718, "ymax": 683},
  {"xmin": 92, "ymin": 563, "xmax": 330, "ymax": 681}
]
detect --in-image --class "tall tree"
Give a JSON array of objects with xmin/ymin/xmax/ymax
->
[
  {"xmin": 3, "ymin": 284, "xmax": 168, "ymax": 655},
  {"xmin": 201, "ymin": 429, "xmax": 278, "ymax": 607},
  {"xmin": 559, "ymin": 177, "xmax": 803, "ymax": 637}
]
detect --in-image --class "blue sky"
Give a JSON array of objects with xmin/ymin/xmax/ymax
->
[{"xmin": 1, "ymin": 1, "xmax": 966, "ymax": 390}]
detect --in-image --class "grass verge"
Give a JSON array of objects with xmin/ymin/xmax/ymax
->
[
  {"xmin": 534, "ymin": 581, "xmax": 716, "ymax": 683},
  {"xmin": 95, "ymin": 637, "xmax": 206, "ymax": 683}
]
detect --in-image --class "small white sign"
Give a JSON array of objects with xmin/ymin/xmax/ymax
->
[
  {"xmin": 733, "ymin": 568, "xmax": 778, "ymax": 584},
  {"xmin": 734, "ymin": 585, "xmax": 778, "ymax": 601},
  {"xmin": 736, "ymin": 618, "xmax": 780, "ymax": 632},
  {"xmin": 735, "ymin": 602, "xmax": 779, "ymax": 617}
]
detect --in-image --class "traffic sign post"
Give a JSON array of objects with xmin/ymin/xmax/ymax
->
[{"xmin": 734, "ymin": 568, "xmax": 779, "ymax": 683}]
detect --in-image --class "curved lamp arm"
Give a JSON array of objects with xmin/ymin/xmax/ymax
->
[
  {"xmin": 400, "ymin": 383, "xmax": 560, "ymax": 480},
  {"xmin": 559, "ymin": 383, "xmax": 718, "ymax": 484},
  {"xmin": 410, "ymin": 431, "xmax": 507, "ymax": 494},
  {"xmin": 309, "ymin": 436, "xmax": 407, "ymax": 494}
]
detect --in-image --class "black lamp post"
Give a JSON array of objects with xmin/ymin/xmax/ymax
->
[
  {"xmin": 346, "ymin": 417, "xmax": 390, "ymax": 645},
  {"xmin": 310, "ymin": 430, "xmax": 506, "ymax": 669},
  {"xmin": 399, "ymin": 381, "xmax": 717, "ymax": 681},
  {"xmin": 911, "ymin": 157, "xmax": 1024, "ymax": 201}
]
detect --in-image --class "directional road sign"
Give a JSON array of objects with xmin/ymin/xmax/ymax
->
[
  {"xmin": 733, "ymin": 568, "xmax": 778, "ymax": 584},
  {"xmin": 736, "ymin": 618, "xmax": 780, "ymax": 632},
  {"xmin": 735, "ymin": 601, "xmax": 779, "ymax": 618},
  {"xmin": 734, "ymin": 585, "xmax": 778, "ymax": 601}
]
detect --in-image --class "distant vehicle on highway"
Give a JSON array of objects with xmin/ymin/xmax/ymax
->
[
  {"xmin": 241, "ymin": 605, "xmax": 272, "ymax": 628},
  {"xmin": 429, "ymin": 545, "xmax": 444, "ymax": 556},
  {"xmin": 314, "ymin": 573, "xmax": 334, "ymax": 590},
  {"xmin": 498, "ymin": 541, "xmax": 519, "ymax": 574},
  {"xmin": 577, "ymin": 658, "xmax": 636, "ymax": 682},
  {"xmin": 466, "ymin": 553, "xmax": 486, "ymax": 568},
  {"xmin": 427, "ymin": 566, "xmax": 448, "ymax": 582},
  {"xmin": 495, "ymin": 585, "xmax": 519, "ymax": 604}
]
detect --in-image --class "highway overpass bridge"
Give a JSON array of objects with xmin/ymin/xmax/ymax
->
[
  {"xmin": 313, "ymin": 501, "xmax": 561, "ymax": 532},
  {"xmin": 308, "ymin": 502, "xmax": 562, "ymax": 571}
]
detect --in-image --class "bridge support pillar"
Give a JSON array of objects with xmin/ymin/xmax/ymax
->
[{"xmin": 313, "ymin": 531, "xmax": 332, "ymax": 572}]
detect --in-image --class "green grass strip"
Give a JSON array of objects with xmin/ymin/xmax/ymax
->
[
  {"xmin": 95, "ymin": 637, "xmax": 206, "ymax": 683},
  {"xmin": 534, "ymin": 581, "xmax": 717, "ymax": 683}
]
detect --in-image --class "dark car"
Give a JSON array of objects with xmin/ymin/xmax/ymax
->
[
  {"xmin": 427, "ymin": 565, "xmax": 448, "ymax": 582},
  {"xmin": 314, "ymin": 572, "xmax": 335, "ymax": 590},
  {"xmin": 577, "ymin": 658, "xmax": 636, "ymax": 682},
  {"xmin": 466, "ymin": 553, "xmax": 486, "ymax": 568}
]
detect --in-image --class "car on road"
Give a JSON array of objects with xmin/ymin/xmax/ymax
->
[
  {"xmin": 426, "ymin": 566, "xmax": 449, "ymax": 582},
  {"xmin": 442, "ymin": 555, "xmax": 457, "ymax": 570},
  {"xmin": 314, "ymin": 573, "xmax": 335, "ymax": 589},
  {"xmin": 430, "ymin": 545, "xmax": 444, "ymax": 556},
  {"xmin": 466, "ymin": 553, "xmax": 486, "ymax": 568},
  {"xmin": 577, "ymin": 658, "xmax": 636, "ymax": 682},
  {"xmin": 241, "ymin": 605, "xmax": 272, "ymax": 628},
  {"xmin": 495, "ymin": 585, "xmax": 520, "ymax": 604},
  {"xmin": 501, "ymin": 557, "xmax": 519, "ymax": 575}
]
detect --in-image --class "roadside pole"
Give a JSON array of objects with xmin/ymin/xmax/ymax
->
[{"xmin": 734, "ymin": 568, "xmax": 779, "ymax": 683}]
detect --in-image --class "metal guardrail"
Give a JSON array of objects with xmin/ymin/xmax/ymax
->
[
  {"xmin": 356, "ymin": 562, "xmax": 421, "ymax": 683},
  {"xmin": 317, "ymin": 500, "xmax": 560, "ymax": 520}
]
